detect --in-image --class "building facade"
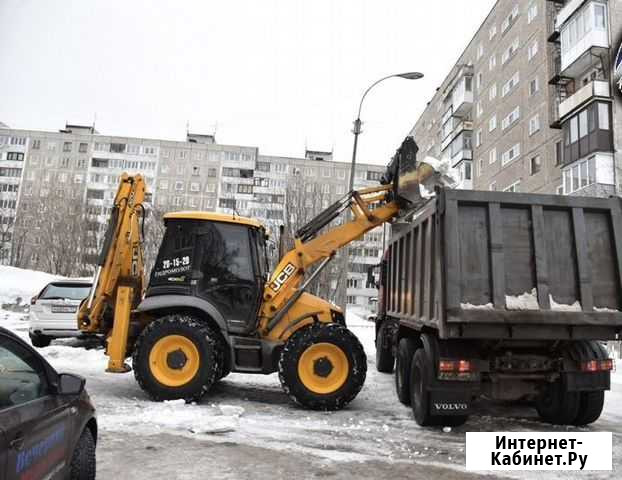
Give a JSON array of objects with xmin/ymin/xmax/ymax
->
[
  {"xmin": 0, "ymin": 123, "xmax": 384, "ymax": 315},
  {"xmin": 410, "ymin": 0, "xmax": 620, "ymax": 197}
]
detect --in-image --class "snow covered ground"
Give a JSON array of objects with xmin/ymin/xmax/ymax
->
[{"xmin": 1, "ymin": 266, "xmax": 621, "ymax": 479}]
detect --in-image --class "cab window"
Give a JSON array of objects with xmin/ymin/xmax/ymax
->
[{"xmin": 0, "ymin": 337, "xmax": 49, "ymax": 409}]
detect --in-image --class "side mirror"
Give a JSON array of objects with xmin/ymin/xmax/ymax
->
[{"xmin": 58, "ymin": 373, "xmax": 86, "ymax": 395}]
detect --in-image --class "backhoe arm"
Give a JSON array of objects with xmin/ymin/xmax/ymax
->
[{"xmin": 78, "ymin": 173, "xmax": 146, "ymax": 372}]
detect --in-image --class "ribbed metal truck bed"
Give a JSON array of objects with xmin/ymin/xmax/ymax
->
[{"xmin": 385, "ymin": 188, "xmax": 622, "ymax": 340}]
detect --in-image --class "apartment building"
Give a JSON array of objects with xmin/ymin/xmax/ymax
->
[
  {"xmin": 0, "ymin": 123, "xmax": 385, "ymax": 314},
  {"xmin": 411, "ymin": 0, "xmax": 620, "ymax": 197}
]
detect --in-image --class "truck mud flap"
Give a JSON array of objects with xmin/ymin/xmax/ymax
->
[
  {"xmin": 564, "ymin": 371, "xmax": 610, "ymax": 392},
  {"xmin": 428, "ymin": 381, "xmax": 479, "ymax": 416}
]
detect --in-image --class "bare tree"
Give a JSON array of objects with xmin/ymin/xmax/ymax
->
[
  {"xmin": 142, "ymin": 206, "xmax": 167, "ymax": 278},
  {"xmin": 282, "ymin": 173, "xmax": 346, "ymax": 307}
]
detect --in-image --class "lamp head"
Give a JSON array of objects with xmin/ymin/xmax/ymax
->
[{"xmin": 396, "ymin": 72, "xmax": 424, "ymax": 80}]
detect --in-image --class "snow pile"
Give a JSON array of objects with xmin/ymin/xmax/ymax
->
[
  {"xmin": 460, "ymin": 302, "xmax": 493, "ymax": 310},
  {"xmin": 0, "ymin": 266, "xmax": 59, "ymax": 305},
  {"xmin": 100, "ymin": 399, "xmax": 245, "ymax": 435},
  {"xmin": 594, "ymin": 306, "xmax": 621, "ymax": 313},
  {"xmin": 549, "ymin": 295, "xmax": 582, "ymax": 312},
  {"xmin": 420, "ymin": 156, "xmax": 460, "ymax": 187},
  {"xmin": 505, "ymin": 288, "xmax": 539, "ymax": 311}
]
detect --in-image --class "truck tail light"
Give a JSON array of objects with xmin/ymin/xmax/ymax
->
[
  {"xmin": 439, "ymin": 359, "xmax": 472, "ymax": 373},
  {"xmin": 581, "ymin": 359, "xmax": 613, "ymax": 372}
]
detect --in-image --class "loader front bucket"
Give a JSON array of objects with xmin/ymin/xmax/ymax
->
[
  {"xmin": 383, "ymin": 136, "xmax": 425, "ymax": 207},
  {"xmin": 382, "ymin": 136, "xmax": 454, "ymax": 208}
]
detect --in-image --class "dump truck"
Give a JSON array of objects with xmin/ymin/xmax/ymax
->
[
  {"xmin": 373, "ymin": 184, "xmax": 620, "ymax": 426},
  {"xmin": 76, "ymin": 137, "xmax": 439, "ymax": 410}
]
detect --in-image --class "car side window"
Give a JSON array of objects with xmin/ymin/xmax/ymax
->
[{"xmin": 0, "ymin": 337, "xmax": 49, "ymax": 409}]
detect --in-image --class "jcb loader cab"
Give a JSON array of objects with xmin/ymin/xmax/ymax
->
[{"xmin": 78, "ymin": 137, "xmax": 435, "ymax": 411}]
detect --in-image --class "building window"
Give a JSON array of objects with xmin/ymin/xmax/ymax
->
[
  {"xmin": 529, "ymin": 77, "xmax": 539, "ymax": 96},
  {"xmin": 6, "ymin": 152, "xmax": 24, "ymax": 161},
  {"xmin": 502, "ymin": 71, "xmax": 520, "ymax": 97},
  {"xmin": 488, "ymin": 115, "xmax": 497, "ymax": 132},
  {"xmin": 477, "ymin": 43, "xmax": 484, "ymax": 60},
  {"xmin": 78, "ymin": 142, "xmax": 88, "ymax": 153},
  {"xmin": 555, "ymin": 141, "xmax": 562, "ymax": 166},
  {"xmin": 238, "ymin": 184, "xmax": 253, "ymax": 194},
  {"xmin": 205, "ymin": 183, "xmax": 216, "ymax": 193},
  {"xmin": 529, "ymin": 114, "xmax": 540, "ymax": 135},
  {"xmin": 476, "ymin": 129, "xmax": 482, "ymax": 147},
  {"xmin": 476, "ymin": 101, "xmax": 483, "ymax": 118},
  {"xmin": 477, "ymin": 72, "xmax": 483, "ymax": 90},
  {"xmin": 563, "ymin": 157, "xmax": 596, "ymax": 194},
  {"xmin": 489, "ymin": 83, "xmax": 497, "ymax": 101},
  {"xmin": 501, "ymin": 37, "xmax": 520, "ymax": 64},
  {"xmin": 528, "ymin": 2, "xmax": 538, "ymax": 23},
  {"xmin": 489, "ymin": 24, "xmax": 497, "ymax": 40},
  {"xmin": 504, "ymin": 181, "xmax": 521, "ymax": 193},
  {"xmin": 528, "ymin": 40, "xmax": 538, "ymax": 61},
  {"xmin": 62, "ymin": 141, "xmax": 72, "ymax": 152},
  {"xmin": 192, "ymin": 166, "xmax": 200, "ymax": 176},
  {"xmin": 32, "ymin": 139, "xmax": 40, "ymax": 149},
  {"xmin": 478, "ymin": 158, "xmax": 484, "ymax": 176},
  {"xmin": 501, "ymin": 143, "xmax": 521, "ymax": 165},
  {"xmin": 175, "ymin": 181, "xmax": 184, "ymax": 191},
  {"xmin": 143, "ymin": 146, "xmax": 156, "ymax": 155},
  {"xmin": 489, "ymin": 148, "xmax": 497, "ymax": 165},
  {"xmin": 489, "ymin": 182, "xmax": 497, "ymax": 191},
  {"xmin": 502, "ymin": 106, "xmax": 520, "ymax": 130},
  {"xmin": 489, "ymin": 55, "xmax": 496, "ymax": 71},
  {"xmin": 530, "ymin": 155, "xmax": 542, "ymax": 175},
  {"xmin": 190, "ymin": 182, "xmax": 200, "ymax": 192}
]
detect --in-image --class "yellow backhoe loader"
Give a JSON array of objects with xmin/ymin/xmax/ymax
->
[{"xmin": 77, "ymin": 136, "xmax": 439, "ymax": 410}]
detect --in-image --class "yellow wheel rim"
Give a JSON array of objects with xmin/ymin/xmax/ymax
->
[
  {"xmin": 297, "ymin": 342, "xmax": 349, "ymax": 395},
  {"xmin": 148, "ymin": 335, "xmax": 200, "ymax": 387}
]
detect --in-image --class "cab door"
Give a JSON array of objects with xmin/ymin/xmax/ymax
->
[
  {"xmin": 195, "ymin": 222, "xmax": 263, "ymax": 334},
  {"xmin": 0, "ymin": 336, "xmax": 71, "ymax": 480}
]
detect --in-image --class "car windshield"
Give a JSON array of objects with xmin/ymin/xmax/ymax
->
[{"xmin": 40, "ymin": 283, "xmax": 92, "ymax": 301}]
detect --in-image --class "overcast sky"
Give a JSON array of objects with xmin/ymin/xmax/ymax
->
[{"xmin": 0, "ymin": 0, "xmax": 496, "ymax": 166}]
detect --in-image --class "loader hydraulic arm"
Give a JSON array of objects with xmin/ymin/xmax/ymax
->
[
  {"xmin": 259, "ymin": 184, "xmax": 401, "ymax": 332},
  {"xmin": 77, "ymin": 173, "xmax": 146, "ymax": 372}
]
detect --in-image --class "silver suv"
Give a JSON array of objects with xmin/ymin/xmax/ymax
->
[{"xmin": 29, "ymin": 280, "xmax": 92, "ymax": 347}]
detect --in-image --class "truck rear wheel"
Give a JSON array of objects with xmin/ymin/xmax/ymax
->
[
  {"xmin": 573, "ymin": 390, "xmax": 605, "ymax": 426},
  {"xmin": 410, "ymin": 349, "xmax": 467, "ymax": 427},
  {"xmin": 375, "ymin": 322, "xmax": 394, "ymax": 373},
  {"xmin": 278, "ymin": 323, "xmax": 367, "ymax": 411},
  {"xmin": 395, "ymin": 337, "xmax": 417, "ymax": 405},
  {"xmin": 535, "ymin": 381, "xmax": 580, "ymax": 425},
  {"xmin": 133, "ymin": 314, "xmax": 219, "ymax": 401}
]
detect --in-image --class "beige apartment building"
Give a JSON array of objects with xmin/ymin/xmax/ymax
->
[
  {"xmin": 0, "ymin": 123, "xmax": 384, "ymax": 314},
  {"xmin": 411, "ymin": 0, "xmax": 621, "ymax": 197}
]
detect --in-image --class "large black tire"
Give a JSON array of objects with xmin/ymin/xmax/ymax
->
[
  {"xmin": 410, "ymin": 349, "xmax": 468, "ymax": 427},
  {"xmin": 395, "ymin": 337, "xmax": 417, "ymax": 405},
  {"xmin": 133, "ymin": 314, "xmax": 219, "ymax": 401},
  {"xmin": 535, "ymin": 381, "xmax": 581, "ymax": 425},
  {"xmin": 69, "ymin": 429, "xmax": 96, "ymax": 480},
  {"xmin": 375, "ymin": 322, "xmax": 395, "ymax": 373},
  {"xmin": 29, "ymin": 333, "xmax": 51, "ymax": 348},
  {"xmin": 573, "ymin": 390, "xmax": 605, "ymax": 426},
  {"xmin": 278, "ymin": 323, "xmax": 367, "ymax": 411}
]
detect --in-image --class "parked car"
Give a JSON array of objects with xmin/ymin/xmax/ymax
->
[
  {"xmin": 0, "ymin": 326, "xmax": 97, "ymax": 479},
  {"xmin": 29, "ymin": 280, "xmax": 92, "ymax": 347}
]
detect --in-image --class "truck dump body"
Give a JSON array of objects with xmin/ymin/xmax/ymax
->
[{"xmin": 386, "ymin": 188, "xmax": 622, "ymax": 340}]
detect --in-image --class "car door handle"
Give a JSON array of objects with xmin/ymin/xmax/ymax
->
[{"xmin": 9, "ymin": 434, "xmax": 24, "ymax": 450}]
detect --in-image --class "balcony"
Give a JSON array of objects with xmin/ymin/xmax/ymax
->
[
  {"xmin": 559, "ymin": 80, "xmax": 610, "ymax": 119},
  {"xmin": 442, "ymin": 65, "xmax": 473, "ymax": 119},
  {"xmin": 557, "ymin": 1, "xmax": 610, "ymax": 76}
]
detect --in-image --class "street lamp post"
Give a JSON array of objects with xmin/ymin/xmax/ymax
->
[{"xmin": 348, "ymin": 72, "xmax": 424, "ymax": 192}]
